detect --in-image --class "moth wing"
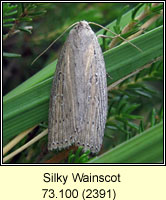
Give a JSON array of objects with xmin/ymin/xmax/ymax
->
[
  {"xmin": 48, "ymin": 40, "xmax": 76, "ymax": 150},
  {"xmin": 74, "ymin": 35, "xmax": 107, "ymax": 153}
]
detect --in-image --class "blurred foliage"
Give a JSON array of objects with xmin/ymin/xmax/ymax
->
[
  {"xmin": 68, "ymin": 147, "xmax": 90, "ymax": 164},
  {"xmin": 3, "ymin": 2, "xmax": 163, "ymax": 164},
  {"xmin": 3, "ymin": 2, "xmax": 137, "ymax": 95},
  {"xmin": 103, "ymin": 60, "xmax": 163, "ymax": 152}
]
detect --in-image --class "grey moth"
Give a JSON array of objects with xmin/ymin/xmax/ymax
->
[{"xmin": 48, "ymin": 21, "xmax": 107, "ymax": 153}]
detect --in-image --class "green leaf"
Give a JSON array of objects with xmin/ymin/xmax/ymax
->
[
  {"xmin": 68, "ymin": 154, "xmax": 75, "ymax": 163},
  {"xmin": 3, "ymin": 18, "xmax": 15, "ymax": 23},
  {"xmin": 26, "ymin": 4, "xmax": 37, "ymax": 10},
  {"xmin": 97, "ymin": 4, "xmax": 146, "ymax": 39},
  {"xmin": 139, "ymin": 120, "xmax": 144, "ymax": 133},
  {"xmin": 122, "ymin": 114, "xmax": 143, "ymax": 120},
  {"xmin": 132, "ymin": 3, "xmax": 144, "ymax": 20},
  {"xmin": 158, "ymin": 106, "xmax": 163, "ymax": 122},
  {"xmin": 134, "ymin": 90, "xmax": 152, "ymax": 98},
  {"xmin": 151, "ymin": 108, "xmax": 156, "ymax": 126},
  {"xmin": 3, "ymin": 23, "xmax": 14, "ymax": 28},
  {"xmin": 151, "ymin": 4, "xmax": 163, "ymax": 13},
  {"xmin": 67, "ymin": 147, "xmax": 90, "ymax": 163},
  {"xmin": 88, "ymin": 122, "xmax": 163, "ymax": 163},
  {"xmin": 18, "ymin": 27, "xmax": 32, "ymax": 34},
  {"xmin": 127, "ymin": 121, "xmax": 139, "ymax": 130},
  {"xmin": 3, "ymin": 52, "xmax": 21, "ymax": 58},
  {"xmin": 19, "ymin": 16, "xmax": 33, "ymax": 22},
  {"xmin": 4, "ymin": 10, "xmax": 17, "ymax": 17},
  {"xmin": 125, "ymin": 103, "xmax": 141, "ymax": 113},
  {"xmin": 3, "ymin": 3, "xmax": 17, "ymax": 13},
  {"xmin": 115, "ymin": 5, "xmax": 129, "ymax": 32},
  {"xmin": 3, "ymin": 78, "xmax": 51, "ymax": 144}
]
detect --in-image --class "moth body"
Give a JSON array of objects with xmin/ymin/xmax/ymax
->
[{"xmin": 48, "ymin": 21, "xmax": 107, "ymax": 153}]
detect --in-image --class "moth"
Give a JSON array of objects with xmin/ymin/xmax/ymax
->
[{"xmin": 48, "ymin": 21, "xmax": 107, "ymax": 153}]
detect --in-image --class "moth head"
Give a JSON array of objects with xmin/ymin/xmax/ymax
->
[{"xmin": 76, "ymin": 20, "xmax": 90, "ymax": 30}]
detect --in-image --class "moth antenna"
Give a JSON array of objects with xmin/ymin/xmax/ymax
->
[
  {"xmin": 31, "ymin": 22, "xmax": 79, "ymax": 65},
  {"xmin": 88, "ymin": 21, "xmax": 142, "ymax": 52}
]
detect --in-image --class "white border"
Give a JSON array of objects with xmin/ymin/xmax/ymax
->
[{"xmin": 1, "ymin": 1, "xmax": 165, "ymax": 166}]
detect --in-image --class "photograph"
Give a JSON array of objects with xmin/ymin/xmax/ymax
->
[{"xmin": 2, "ymin": 2, "xmax": 164, "ymax": 164}]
